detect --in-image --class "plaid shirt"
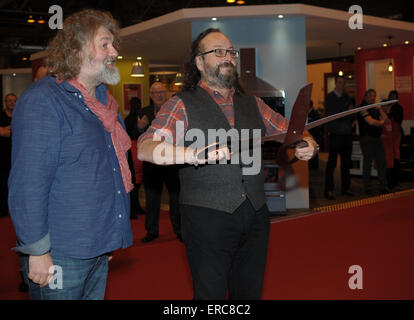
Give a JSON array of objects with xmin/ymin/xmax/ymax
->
[{"xmin": 138, "ymin": 82, "xmax": 288, "ymax": 145}]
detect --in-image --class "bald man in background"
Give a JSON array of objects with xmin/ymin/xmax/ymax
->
[{"xmin": 139, "ymin": 82, "xmax": 181, "ymax": 243}]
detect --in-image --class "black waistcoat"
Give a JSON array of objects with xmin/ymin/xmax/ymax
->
[{"xmin": 176, "ymin": 86, "xmax": 266, "ymax": 213}]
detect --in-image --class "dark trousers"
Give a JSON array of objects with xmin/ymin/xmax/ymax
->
[
  {"xmin": 386, "ymin": 159, "xmax": 400, "ymax": 189},
  {"xmin": 129, "ymin": 183, "xmax": 144, "ymax": 216},
  {"xmin": 143, "ymin": 162, "xmax": 180, "ymax": 236},
  {"xmin": 324, "ymin": 134, "xmax": 353, "ymax": 194},
  {"xmin": 181, "ymin": 199, "xmax": 270, "ymax": 300},
  {"xmin": 127, "ymin": 152, "xmax": 144, "ymax": 217},
  {"xmin": 0, "ymin": 170, "xmax": 9, "ymax": 217},
  {"xmin": 359, "ymin": 136, "xmax": 387, "ymax": 191}
]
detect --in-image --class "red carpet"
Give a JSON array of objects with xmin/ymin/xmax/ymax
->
[{"xmin": 1, "ymin": 193, "xmax": 413, "ymax": 300}]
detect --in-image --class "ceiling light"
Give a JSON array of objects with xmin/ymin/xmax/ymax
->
[
  {"xmin": 336, "ymin": 42, "xmax": 344, "ymax": 77},
  {"xmin": 387, "ymin": 36, "xmax": 393, "ymax": 73},
  {"xmin": 404, "ymin": 40, "xmax": 410, "ymax": 45},
  {"xmin": 131, "ymin": 61, "xmax": 144, "ymax": 77},
  {"xmin": 174, "ymin": 73, "xmax": 183, "ymax": 86},
  {"xmin": 27, "ymin": 15, "xmax": 35, "ymax": 23},
  {"xmin": 277, "ymin": 14, "xmax": 284, "ymax": 19},
  {"xmin": 131, "ymin": 57, "xmax": 144, "ymax": 77}
]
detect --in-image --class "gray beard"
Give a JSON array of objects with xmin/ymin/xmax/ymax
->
[
  {"xmin": 99, "ymin": 64, "xmax": 121, "ymax": 85},
  {"xmin": 205, "ymin": 62, "xmax": 238, "ymax": 89},
  {"xmin": 86, "ymin": 54, "xmax": 121, "ymax": 85}
]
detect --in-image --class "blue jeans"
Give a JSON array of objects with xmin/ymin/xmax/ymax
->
[{"xmin": 19, "ymin": 253, "xmax": 109, "ymax": 300}]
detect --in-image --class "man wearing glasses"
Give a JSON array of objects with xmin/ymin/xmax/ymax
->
[
  {"xmin": 139, "ymin": 82, "xmax": 181, "ymax": 243},
  {"xmin": 138, "ymin": 28, "xmax": 317, "ymax": 299}
]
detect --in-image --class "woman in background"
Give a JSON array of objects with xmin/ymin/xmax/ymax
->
[
  {"xmin": 125, "ymin": 97, "xmax": 146, "ymax": 218},
  {"xmin": 381, "ymin": 90, "xmax": 404, "ymax": 190}
]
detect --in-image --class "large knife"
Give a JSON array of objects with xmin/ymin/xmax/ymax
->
[
  {"xmin": 269, "ymin": 99, "xmax": 398, "ymax": 144},
  {"xmin": 196, "ymin": 83, "xmax": 397, "ymax": 165},
  {"xmin": 274, "ymin": 99, "xmax": 397, "ymax": 165}
]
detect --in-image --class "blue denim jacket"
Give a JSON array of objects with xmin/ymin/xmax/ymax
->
[{"xmin": 8, "ymin": 76, "xmax": 133, "ymax": 259}]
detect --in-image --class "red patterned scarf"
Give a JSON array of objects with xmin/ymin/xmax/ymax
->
[{"xmin": 68, "ymin": 79, "xmax": 133, "ymax": 193}]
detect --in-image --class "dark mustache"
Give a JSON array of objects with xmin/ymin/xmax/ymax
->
[{"xmin": 218, "ymin": 62, "xmax": 235, "ymax": 68}]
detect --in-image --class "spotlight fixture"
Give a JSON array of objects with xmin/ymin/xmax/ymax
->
[
  {"xmin": 174, "ymin": 73, "xmax": 183, "ymax": 86},
  {"xmin": 337, "ymin": 42, "xmax": 344, "ymax": 77},
  {"xmin": 131, "ymin": 57, "xmax": 144, "ymax": 77},
  {"xmin": 387, "ymin": 36, "xmax": 393, "ymax": 73}
]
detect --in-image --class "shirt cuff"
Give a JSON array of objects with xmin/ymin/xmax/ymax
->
[{"xmin": 12, "ymin": 233, "xmax": 51, "ymax": 256}]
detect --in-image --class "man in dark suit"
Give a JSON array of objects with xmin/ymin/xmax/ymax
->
[
  {"xmin": 324, "ymin": 76, "xmax": 355, "ymax": 200},
  {"xmin": 140, "ymin": 82, "xmax": 181, "ymax": 243}
]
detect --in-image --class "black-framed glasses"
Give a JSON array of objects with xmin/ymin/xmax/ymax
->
[{"xmin": 198, "ymin": 48, "xmax": 239, "ymax": 58}]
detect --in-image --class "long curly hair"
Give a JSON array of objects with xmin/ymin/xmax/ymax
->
[
  {"xmin": 46, "ymin": 9, "xmax": 120, "ymax": 81},
  {"xmin": 182, "ymin": 28, "xmax": 220, "ymax": 91},
  {"xmin": 182, "ymin": 28, "xmax": 244, "ymax": 93}
]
